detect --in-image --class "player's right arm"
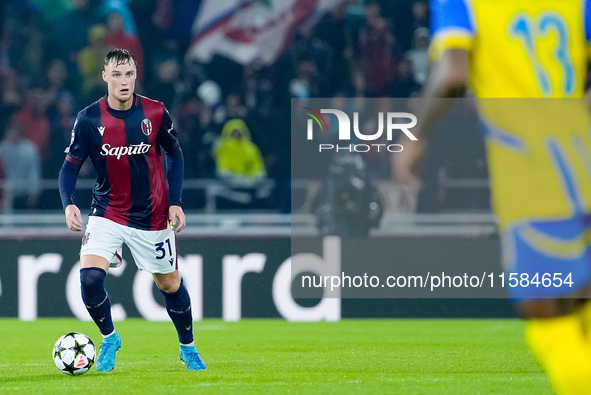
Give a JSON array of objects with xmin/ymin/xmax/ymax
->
[{"xmin": 58, "ymin": 113, "xmax": 90, "ymax": 231}]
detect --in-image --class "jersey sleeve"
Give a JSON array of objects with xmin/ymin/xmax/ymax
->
[
  {"xmin": 430, "ymin": 0, "xmax": 475, "ymax": 60},
  {"xmin": 156, "ymin": 106, "xmax": 180, "ymax": 153},
  {"xmin": 65, "ymin": 112, "xmax": 90, "ymax": 166}
]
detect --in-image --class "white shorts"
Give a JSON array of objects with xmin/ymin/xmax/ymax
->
[{"xmin": 80, "ymin": 216, "xmax": 177, "ymax": 274}]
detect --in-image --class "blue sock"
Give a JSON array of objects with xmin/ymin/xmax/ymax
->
[
  {"xmin": 159, "ymin": 279, "xmax": 194, "ymax": 345},
  {"xmin": 80, "ymin": 267, "xmax": 114, "ymax": 336}
]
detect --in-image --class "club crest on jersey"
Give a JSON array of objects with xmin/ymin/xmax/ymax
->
[{"xmin": 141, "ymin": 118, "xmax": 152, "ymax": 136}]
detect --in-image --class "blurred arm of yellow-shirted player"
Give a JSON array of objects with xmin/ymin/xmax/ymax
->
[{"xmin": 394, "ymin": 1, "xmax": 591, "ymax": 394}]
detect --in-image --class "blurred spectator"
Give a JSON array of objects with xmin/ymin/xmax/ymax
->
[
  {"xmin": 45, "ymin": 58, "xmax": 69, "ymax": 93},
  {"xmin": 218, "ymin": 93, "xmax": 273, "ymax": 173},
  {"xmin": 12, "ymin": 9, "xmax": 44, "ymax": 87},
  {"xmin": 196, "ymin": 80, "xmax": 222, "ymax": 109},
  {"xmin": 213, "ymin": 93, "xmax": 248, "ymax": 127},
  {"xmin": 213, "ymin": 118, "xmax": 270, "ymax": 209},
  {"xmin": 351, "ymin": 70, "xmax": 367, "ymax": 97},
  {"xmin": 77, "ymin": 24, "xmax": 112, "ymax": 104},
  {"xmin": 314, "ymin": 1, "xmax": 356, "ymax": 94},
  {"xmin": 44, "ymin": 58, "xmax": 76, "ymax": 110},
  {"xmin": 34, "ymin": 0, "xmax": 75, "ymax": 27},
  {"xmin": 152, "ymin": 0, "xmax": 174, "ymax": 33},
  {"xmin": 144, "ymin": 0, "xmax": 180, "ymax": 80},
  {"xmin": 12, "ymin": 88, "xmax": 51, "ymax": 162},
  {"xmin": 0, "ymin": 121, "xmax": 41, "ymax": 210},
  {"xmin": 44, "ymin": 58, "xmax": 78, "ymax": 176},
  {"xmin": 49, "ymin": 0, "xmax": 100, "ymax": 65},
  {"xmin": 106, "ymin": 12, "xmax": 144, "ymax": 83},
  {"xmin": 0, "ymin": 14, "xmax": 10, "ymax": 74},
  {"xmin": 241, "ymin": 63, "xmax": 277, "ymax": 164},
  {"xmin": 278, "ymin": 24, "xmax": 334, "ymax": 101},
  {"xmin": 411, "ymin": 1, "xmax": 429, "ymax": 32},
  {"xmin": 176, "ymin": 94, "xmax": 217, "ymax": 178},
  {"xmin": 48, "ymin": 91, "xmax": 77, "ymax": 177},
  {"xmin": 289, "ymin": 58, "xmax": 322, "ymax": 98},
  {"xmin": 357, "ymin": 3, "xmax": 401, "ymax": 96},
  {"xmin": 145, "ymin": 58, "xmax": 182, "ymax": 110},
  {"xmin": 0, "ymin": 68, "xmax": 23, "ymax": 133},
  {"xmin": 405, "ymin": 27, "xmax": 429, "ymax": 85},
  {"xmin": 290, "ymin": 28, "xmax": 334, "ymax": 94},
  {"xmin": 389, "ymin": 58, "xmax": 421, "ymax": 98},
  {"xmin": 0, "ymin": 153, "xmax": 5, "ymax": 212},
  {"xmin": 100, "ymin": 0, "xmax": 138, "ymax": 35},
  {"xmin": 170, "ymin": 0, "xmax": 201, "ymax": 56},
  {"xmin": 243, "ymin": 61, "xmax": 275, "ymax": 116},
  {"xmin": 380, "ymin": 0, "xmax": 428, "ymax": 51},
  {"xmin": 214, "ymin": 119, "xmax": 266, "ymax": 184}
]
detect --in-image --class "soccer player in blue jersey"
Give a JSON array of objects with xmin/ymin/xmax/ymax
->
[
  {"xmin": 58, "ymin": 48, "xmax": 206, "ymax": 372},
  {"xmin": 396, "ymin": 1, "xmax": 591, "ymax": 393}
]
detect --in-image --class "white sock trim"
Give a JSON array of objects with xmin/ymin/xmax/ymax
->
[{"xmin": 180, "ymin": 341, "xmax": 195, "ymax": 348}]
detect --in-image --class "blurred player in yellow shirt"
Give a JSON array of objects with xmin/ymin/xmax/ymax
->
[{"xmin": 396, "ymin": 1, "xmax": 591, "ymax": 393}]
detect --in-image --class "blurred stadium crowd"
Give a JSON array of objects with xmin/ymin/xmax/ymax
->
[{"xmin": 0, "ymin": 0, "xmax": 434, "ymax": 212}]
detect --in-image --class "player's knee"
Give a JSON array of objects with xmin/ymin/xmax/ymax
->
[
  {"xmin": 154, "ymin": 273, "xmax": 181, "ymax": 293},
  {"xmin": 80, "ymin": 267, "xmax": 107, "ymax": 304},
  {"xmin": 158, "ymin": 279, "xmax": 181, "ymax": 294}
]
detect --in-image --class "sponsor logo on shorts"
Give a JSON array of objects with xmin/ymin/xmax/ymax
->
[{"xmin": 82, "ymin": 232, "xmax": 90, "ymax": 246}]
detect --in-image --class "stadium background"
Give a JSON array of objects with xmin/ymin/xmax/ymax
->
[{"xmin": 0, "ymin": 0, "xmax": 508, "ymax": 320}]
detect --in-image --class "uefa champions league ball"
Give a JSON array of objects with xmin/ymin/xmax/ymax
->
[{"xmin": 52, "ymin": 333, "xmax": 96, "ymax": 375}]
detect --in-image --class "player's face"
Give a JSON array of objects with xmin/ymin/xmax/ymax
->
[{"xmin": 102, "ymin": 60, "xmax": 136, "ymax": 108}]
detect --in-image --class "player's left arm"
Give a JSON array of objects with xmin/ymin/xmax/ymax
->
[
  {"xmin": 394, "ymin": 0, "xmax": 472, "ymax": 186},
  {"xmin": 415, "ymin": 48, "xmax": 469, "ymax": 135},
  {"xmin": 157, "ymin": 106, "xmax": 185, "ymax": 233},
  {"xmin": 394, "ymin": 49, "xmax": 469, "ymax": 186}
]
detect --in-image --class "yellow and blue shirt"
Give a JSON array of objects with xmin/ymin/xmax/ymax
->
[
  {"xmin": 430, "ymin": 0, "xmax": 591, "ymax": 298},
  {"xmin": 430, "ymin": 0, "xmax": 591, "ymax": 224},
  {"xmin": 431, "ymin": 0, "xmax": 591, "ymax": 98}
]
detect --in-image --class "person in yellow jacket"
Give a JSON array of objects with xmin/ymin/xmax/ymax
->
[{"xmin": 214, "ymin": 119, "xmax": 266, "ymax": 185}]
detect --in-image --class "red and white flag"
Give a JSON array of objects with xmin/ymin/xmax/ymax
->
[{"xmin": 187, "ymin": 0, "xmax": 342, "ymax": 65}]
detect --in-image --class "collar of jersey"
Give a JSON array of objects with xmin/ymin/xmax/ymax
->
[{"xmin": 104, "ymin": 94, "xmax": 138, "ymax": 119}]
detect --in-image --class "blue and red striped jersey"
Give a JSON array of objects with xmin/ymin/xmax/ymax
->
[{"xmin": 66, "ymin": 94, "xmax": 179, "ymax": 231}]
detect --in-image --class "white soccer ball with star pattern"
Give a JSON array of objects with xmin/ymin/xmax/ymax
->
[{"xmin": 53, "ymin": 332, "xmax": 96, "ymax": 375}]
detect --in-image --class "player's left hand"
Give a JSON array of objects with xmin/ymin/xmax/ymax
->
[{"xmin": 169, "ymin": 205, "xmax": 186, "ymax": 233}]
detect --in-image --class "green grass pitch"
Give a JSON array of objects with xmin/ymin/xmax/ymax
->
[{"xmin": 0, "ymin": 319, "xmax": 551, "ymax": 394}]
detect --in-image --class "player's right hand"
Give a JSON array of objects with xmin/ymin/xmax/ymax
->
[{"xmin": 65, "ymin": 204, "xmax": 83, "ymax": 231}]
